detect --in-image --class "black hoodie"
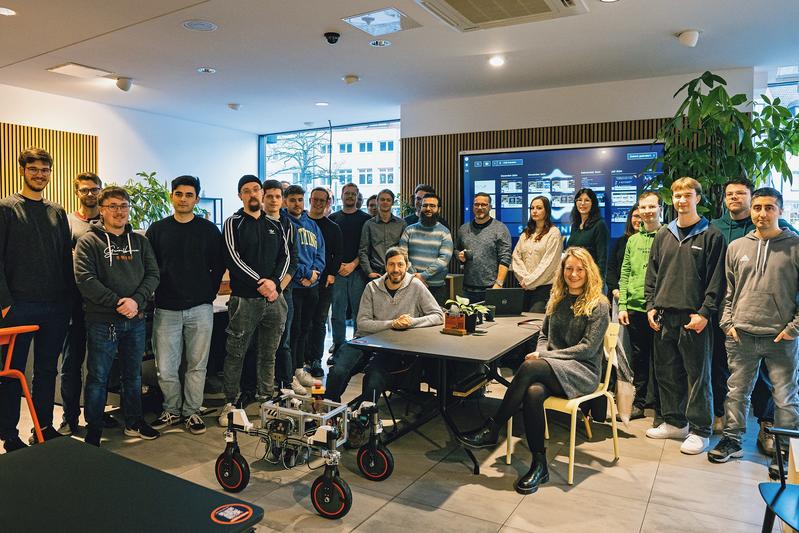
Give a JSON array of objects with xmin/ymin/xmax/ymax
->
[{"xmin": 74, "ymin": 220, "xmax": 160, "ymax": 322}]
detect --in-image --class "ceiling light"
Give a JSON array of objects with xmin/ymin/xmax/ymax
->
[
  {"xmin": 47, "ymin": 63, "xmax": 112, "ymax": 79},
  {"xmin": 676, "ymin": 29, "xmax": 700, "ymax": 48},
  {"xmin": 599, "ymin": 0, "xmax": 619, "ymax": 3},
  {"xmin": 369, "ymin": 39, "xmax": 391, "ymax": 47},
  {"xmin": 0, "ymin": 7, "xmax": 16, "ymax": 16},
  {"xmin": 227, "ymin": 103, "xmax": 241, "ymax": 111},
  {"xmin": 342, "ymin": 74, "xmax": 360, "ymax": 85},
  {"xmin": 343, "ymin": 7, "xmax": 420, "ymax": 36},
  {"xmin": 315, "ymin": 102, "xmax": 329, "ymax": 107},
  {"xmin": 489, "ymin": 55, "xmax": 505, "ymax": 67},
  {"xmin": 197, "ymin": 66, "xmax": 216, "ymax": 74},
  {"xmin": 182, "ymin": 19, "xmax": 218, "ymax": 32},
  {"xmin": 115, "ymin": 77, "xmax": 132, "ymax": 92}
]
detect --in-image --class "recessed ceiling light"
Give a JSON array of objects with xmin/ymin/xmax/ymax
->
[
  {"xmin": 489, "ymin": 55, "xmax": 505, "ymax": 67},
  {"xmin": 369, "ymin": 39, "xmax": 391, "ymax": 47},
  {"xmin": 599, "ymin": 0, "xmax": 619, "ymax": 3},
  {"xmin": 0, "ymin": 7, "xmax": 16, "ymax": 16},
  {"xmin": 182, "ymin": 19, "xmax": 218, "ymax": 31},
  {"xmin": 197, "ymin": 67, "xmax": 216, "ymax": 74},
  {"xmin": 227, "ymin": 103, "xmax": 241, "ymax": 111},
  {"xmin": 315, "ymin": 102, "xmax": 329, "ymax": 107},
  {"xmin": 47, "ymin": 63, "xmax": 112, "ymax": 78}
]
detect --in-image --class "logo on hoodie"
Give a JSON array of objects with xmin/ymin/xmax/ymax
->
[{"xmin": 104, "ymin": 243, "xmax": 139, "ymax": 262}]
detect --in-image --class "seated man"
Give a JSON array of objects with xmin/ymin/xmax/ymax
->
[{"xmin": 325, "ymin": 247, "xmax": 444, "ymax": 403}]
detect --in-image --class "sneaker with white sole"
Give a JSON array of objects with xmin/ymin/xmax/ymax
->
[
  {"xmin": 291, "ymin": 376, "xmax": 309, "ymax": 396},
  {"xmin": 124, "ymin": 419, "xmax": 160, "ymax": 440},
  {"xmin": 680, "ymin": 433, "xmax": 709, "ymax": 455},
  {"xmin": 645, "ymin": 422, "xmax": 689, "ymax": 440},
  {"xmin": 707, "ymin": 436, "xmax": 743, "ymax": 463},
  {"xmin": 151, "ymin": 411, "xmax": 182, "ymax": 430},
  {"xmin": 217, "ymin": 403, "xmax": 235, "ymax": 427},
  {"xmin": 294, "ymin": 368, "xmax": 314, "ymax": 387},
  {"xmin": 185, "ymin": 413, "xmax": 206, "ymax": 435}
]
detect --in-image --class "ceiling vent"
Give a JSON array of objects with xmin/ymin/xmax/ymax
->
[{"xmin": 416, "ymin": 0, "xmax": 588, "ymax": 32}]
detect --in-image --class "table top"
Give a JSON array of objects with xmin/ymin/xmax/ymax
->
[
  {"xmin": 0, "ymin": 437, "xmax": 263, "ymax": 532},
  {"xmin": 349, "ymin": 313, "xmax": 544, "ymax": 363}
]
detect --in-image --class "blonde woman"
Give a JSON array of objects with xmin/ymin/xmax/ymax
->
[
  {"xmin": 460, "ymin": 247, "xmax": 610, "ymax": 494},
  {"xmin": 512, "ymin": 196, "xmax": 563, "ymax": 312}
]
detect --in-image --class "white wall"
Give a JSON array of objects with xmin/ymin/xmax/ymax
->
[
  {"xmin": 0, "ymin": 84, "xmax": 257, "ymax": 219},
  {"xmin": 401, "ymin": 68, "xmax": 755, "ymax": 138}
]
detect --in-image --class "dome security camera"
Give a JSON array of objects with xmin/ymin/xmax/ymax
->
[{"xmin": 324, "ymin": 32, "xmax": 340, "ymax": 45}]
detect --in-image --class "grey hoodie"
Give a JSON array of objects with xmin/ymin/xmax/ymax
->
[
  {"xmin": 355, "ymin": 272, "xmax": 444, "ymax": 337},
  {"xmin": 720, "ymin": 228, "xmax": 799, "ymax": 337},
  {"xmin": 74, "ymin": 220, "xmax": 160, "ymax": 322}
]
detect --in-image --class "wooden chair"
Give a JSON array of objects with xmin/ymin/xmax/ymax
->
[
  {"xmin": 0, "ymin": 325, "xmax": 44, "ymax": 444},
  {"xmin": 506, "ymin": 323, "xmax": 620, "ymax": 484}
]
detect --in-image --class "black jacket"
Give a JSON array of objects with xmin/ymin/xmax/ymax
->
[
  {"xmin": 606, "ymin": 234, "xmax": 629, "ymax": 293},
  {"xmin": 223, "ymin": 209, "xmax": 289, "ymax": 298}
]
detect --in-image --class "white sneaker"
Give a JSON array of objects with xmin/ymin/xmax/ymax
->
[
  {"xmin": 291, "ymin": 376, "xmax": 309, "ymax": 396},
  {"xmin": 217, "ymin": 403, "xmax": 234, "ymax": 427},
  {"xmin": 646, "ymin": 422, "xmax": 689, "ymax": 440},
  {"xmin": 680, "ymin": 433, "xmax": 710, "ymax": 455},
  {"xmin": 295, "ymin": 368, "xmax": 314, "ymax": 387}
]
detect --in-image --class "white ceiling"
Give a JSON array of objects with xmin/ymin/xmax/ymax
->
[{"xmin": 0, "ymin": 0, "xmax": 797, "ymax": 135}]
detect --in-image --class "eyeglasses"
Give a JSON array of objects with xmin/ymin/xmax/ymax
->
[
  {"xmin": 473, "ymin": 203, "xmax": 489, "ymax": 208},
  {"xmin": 101, "ymin": 204, "xmax": 130, "ymax": 211},
  {"xmin": 78, "ymin": 187, "xmax": 101, "ymax": 195},
  {"xmin": 25, "ymin": 166, "xmax": 51, "ymax": 175},
  {"xmin": 421, "ymin": 203, "xmax": 438, "ymax": 209},
  {"xmin": 725, "ymin": 191, "xmax": 748, "ymax": 198}
]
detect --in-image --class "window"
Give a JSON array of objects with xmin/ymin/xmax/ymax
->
[
  {"xmin": 339, "ymin": 143, "xmax": 352, "ymax": 153},
  {"xmin": 320, "ymin": 143, "xmax": 332, "ymax": 154},
  {"xmin": 359, "ymin": 142, "xmax": 373, "ymax": 153},
  {"xmin": 380, "ymin": 141, "xmax": 394, "ymax": 152},
  {"xmin": 379, "ymin": 167, "xmax": 394, "ymax": 184},
  {"xmin": 358, "ymin": 168, "xmax": 373, "ymax": 185},
  {"xmin": 338, "ymin": 169, "xmax": 352, "ymax": 184}
]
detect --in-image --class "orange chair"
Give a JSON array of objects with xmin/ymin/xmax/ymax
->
[{"xmin": 0, "ymin": 325, "xmax": 43, "ymax": 444}]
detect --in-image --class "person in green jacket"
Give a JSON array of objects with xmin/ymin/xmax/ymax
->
[{"xmin": 618, "ymin": 191, "xmax": 662, "ymax": 421}]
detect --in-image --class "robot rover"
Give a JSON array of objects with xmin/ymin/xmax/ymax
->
[{"xmin": 214, "ymin": 386, "xmax": 393, "ymax": 519}]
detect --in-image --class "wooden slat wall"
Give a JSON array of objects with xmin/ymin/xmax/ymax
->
[
  {"xmin": 401, "ymin": 118, "xmax": 668, "ymax": 234},
  {"xmin": 1, "ymin": 122, "xmax": 98, "ymax": 212}
]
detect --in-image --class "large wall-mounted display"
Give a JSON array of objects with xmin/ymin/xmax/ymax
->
[{"xmin": 460, "ymin": 142, "xmax": 663, "ymax": 248}]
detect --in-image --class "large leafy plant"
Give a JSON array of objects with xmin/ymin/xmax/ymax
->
[
  {"xmin": 122, "ymin": 171, "xmax": 172, "ymax": 230},
  {"xmin": 647, "ymin": 71, "xmax": 799, "ymax": 218}
]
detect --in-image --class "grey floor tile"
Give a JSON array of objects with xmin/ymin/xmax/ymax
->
[
  {"xmin": 354, "ymin": 497, "xmax": 501, "ymax": 533},
  {"xmin": 641, "ymin": 502, "xmax": 763, "ymax": 533},
  {"xmin": 660, "ymin": 436, "xmax": 770, "ymax": 482}
]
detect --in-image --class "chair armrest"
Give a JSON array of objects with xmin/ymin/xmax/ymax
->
[{"xmin": 766, "ymin": 427, "xmax": 799, "ymax": 439}]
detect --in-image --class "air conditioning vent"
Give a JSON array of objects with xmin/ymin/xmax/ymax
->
[{"xmin": 416, "ymin": 0, "xmax": 588, "ymax": 32}]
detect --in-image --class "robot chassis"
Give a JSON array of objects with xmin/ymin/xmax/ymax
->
[{"xmin": 215, "ymin": 391, "xmax": 394, "ymax": 519}]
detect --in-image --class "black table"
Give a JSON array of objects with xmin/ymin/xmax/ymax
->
[
  {"xmin": 0, "ymin": 437, "xmax": 263, "ymax": 532},
  {"xmin": 350, "ymin": 313, "xmax": 543, "ymax": 474}
]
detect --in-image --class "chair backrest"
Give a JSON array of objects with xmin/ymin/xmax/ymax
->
[
  {"xmin": 0, "ymin": 325, "xmax": 39, "ymax": 372},
  {"xmin": 597, "ymin": 322, "xmax": 620, "ymax": 393}
]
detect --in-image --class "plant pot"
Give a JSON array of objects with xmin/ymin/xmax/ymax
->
[{"xmin": 465, "ymin": 314, "xmax": 477, "ymax": 333}]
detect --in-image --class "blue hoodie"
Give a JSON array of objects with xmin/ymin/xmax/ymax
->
[{"xmin": 289, "ymin": 211, "xmax": 325, "ymax": 288}]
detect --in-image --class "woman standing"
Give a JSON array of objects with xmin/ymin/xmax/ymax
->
[
  {"xmin": 460, "ymin": 247, "xmax": 609, "ymax": 494},
  {"xmin": 512, "ymin": 196, "xmax": 563, "ymax": 312},
  {"xmin": 567, "ymin": 188, "xmax": 609, "ymax": 281},
  {"xmin": 606, "ymin": 204, "xmax": 640, "ymax": 303}
]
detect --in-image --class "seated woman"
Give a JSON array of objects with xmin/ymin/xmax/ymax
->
[{"xmin": 460, "ymin": 247, "xmax": 609, "ymax": 495}]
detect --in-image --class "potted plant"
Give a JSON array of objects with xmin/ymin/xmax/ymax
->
[
  {"xmin": 113, "ymin": 171, "xmax": 209, "ymax": 230},
  {"xmin": 444, "ymin": 296, "xmax": 490, "ymax": 333},
  {"xmin": 646, "ymin": 71, "xmax": 799, "ymax": 218}
]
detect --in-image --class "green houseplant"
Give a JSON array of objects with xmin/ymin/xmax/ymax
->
[
  {"xmin": 445, "ymin": 296, "xmax": 490, "ymax": 333},
  {"xmin": 114, "ymin": 171, "xmax": 209, "ymax": 230},
  {"xmin": 647, "ymin": 71, "xmax": 799, "ymax": 218}
]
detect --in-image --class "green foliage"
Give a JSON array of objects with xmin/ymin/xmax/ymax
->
[
  {"xmin": 396, "ymin": 192, "xmax": 415, "ymax": 217},
  {"xmin": 118, "ymin": 171, "xmax": 171, "ymax": 230},
  {"xmin": 445, "ymin": 296, "xmax": 489, "ymax": 316},
  {"xmin": 647, "ymin": 71, "xmax": 799, "ymax": 218}
]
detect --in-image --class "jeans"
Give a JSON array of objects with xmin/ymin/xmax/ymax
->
[
  {"xmin": 653, "ymin": 309, "xmax": 713, "ymax": 437},
  {"xmin": 290, "ymin": 286, "xmax": 319, "ymax": 370},
  {"xmin": 627, "ymin": 310, "xmax": 659, "ymax": 412},
  {"xmin": 324, "ymin": 343, "xmax": 371, "ymax": 402},
  {"xmin": 152, "ymin": 304, "xmax": 213, "ymax": 417},
  {"xmin": 85, "ymin": 318, "xmax": 146, "ymax": 430},
  {"xmin": 0, "ymin": 301, "xmax": 70, "ymax": 439},
  {"xmin": 306, "ymin": 282, "xmax": 334, "ymax": 366},
  {"xmin": 223, "ymin": 295, "xmax": 287, "ymax": 403},
  {"xmin": 331, "ymin": 270, "xmax": 366, "ymax": 345},
  {"xmin": 723, "ymin": 332, "xmax": 799, "ymax": 445},
  {"xmin": 60, "ymin": 298, "xmax": 87, "ymax": 424},
  {"xmin": 711, "ymin": 322, "xmax": 730, "ymax": 418}
]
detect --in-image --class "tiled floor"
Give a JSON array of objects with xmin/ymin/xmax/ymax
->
[{"xmin": 4, "ymin": 348, "xmax": 780, "ymax": 532}]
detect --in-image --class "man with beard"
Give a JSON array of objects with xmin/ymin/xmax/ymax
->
[
  {"xmin": 324, "ymin": 247, "xmax": 443, "ymax": 403},
  {"xmin": 0, "ymin": 147, "xmax": 72, "ymax": 451},
  {"xmin": 403, "ymin": 184, "xmax": 449, "ymax": 228}
]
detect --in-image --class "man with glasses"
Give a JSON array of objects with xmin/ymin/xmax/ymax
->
[
  {"xmin": 0, "ymin": 147, "xmax": 72, "ymax": 451},
  {"xmin": 403, "ymin": 183, "xmax": 449, "ymax": 228},
  {"xmin": 75, "ymin": 186, "xmax": 161, "ymax": 446},
  {"xmin": 456, "ymin": 192, "xmax": 511, "ymax": 304}
]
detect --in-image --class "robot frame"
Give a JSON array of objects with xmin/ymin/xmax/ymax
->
[{"xmin": 214, "ymin": 390, "xmax": 394, "ymax": 519}]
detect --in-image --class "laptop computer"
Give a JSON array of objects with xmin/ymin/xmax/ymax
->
[{"xmin": 484, "ymin": 288, "xmax": 525, "ymax": 316}]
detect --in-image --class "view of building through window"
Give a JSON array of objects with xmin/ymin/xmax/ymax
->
[{"xmin": 262, "ymin": 120, "xmax": 400, "ymax": 213}]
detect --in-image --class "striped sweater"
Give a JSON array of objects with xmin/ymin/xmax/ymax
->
[{"xmin": 398, "ymin": 221, "xmax": 453, "ymax": 287}]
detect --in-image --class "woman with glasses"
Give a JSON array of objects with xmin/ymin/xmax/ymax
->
[
  {"xmin": 566, "ymin": 188, "xmax": 609, "ymax": 281},
  {"xmin": 512, "ymin": 196, "xmax": 562, "ymax": 312}
]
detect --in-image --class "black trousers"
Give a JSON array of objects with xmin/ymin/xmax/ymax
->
[
  {"xmin": 290, "ymin": 286, "xmax": 319, "ymax": 370},
  {"xmin": 627, "ymin": 310, "xmax": 659, "ymax": 412},
  {"xmin": 306, "ymin": 283, "xmax": 334, "ymax": 366},
  {"xmin": 523, "ymin": 284, "xmax": 552, "ymax": 313}
]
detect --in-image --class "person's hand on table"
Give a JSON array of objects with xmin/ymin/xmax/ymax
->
[{"xmin": 391, "ymin": 314, "xmax": 413, "ymax": 330}]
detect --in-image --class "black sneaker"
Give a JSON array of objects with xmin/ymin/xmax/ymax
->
[
  {"xmin": 151, "ymin": 411, "xmax": 182, "ymax": 430},
  {"xmin": 185, "ymin": 413, "xmax": 206, "ymax": 435},
  {"xmin": 235, "ymin": 391, "xmax": 257, "ymax": 409},
  {"xmin": 124, "ymin": 419, "xmax": 160, "ymax": 440},
  {"xmin": 85, "ymin": 427, "xmax": 102, "ymax": 447},
  {"xmin": 103, "ymin": 413, "xmax": 119, "ymax": 428},
  {"xmin": 28, "ymin": 425, "xmax": 64, "ymax": 445},
  {"xmin": 3, "ymin": 435, "xmax": 28, "ymax": 453},
  {"xmin": 630, "ymin": 406, "xmax": 646, "ymax": 420},
  {"xmin": 57, "ymin": 419, "xmax": 79, "ymax": 436},
  {"xmin": 309, "ymin": 360, "xmax": 324, "ymax": 378},
  {"xmin": 707, "ymin": 436, "xmax": 743, "ymax": 463}
]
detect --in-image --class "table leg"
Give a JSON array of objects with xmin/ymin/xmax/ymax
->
[{"xmin": 438, "ymin": 358, "xmax": 480, "ymax": 475}]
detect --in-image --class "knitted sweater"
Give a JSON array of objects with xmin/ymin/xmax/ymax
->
[
  {"xmin": 399, "ymin": 221, "xmax": 453, "ymax": 287},
  {"xmin": 355, "ymin": 273, "xmax": 444, "ymax": 337},
  {"xmin": 512, "ymin": 226, "xmax": 562, "ymax": 290},
  {"xmin": 456, "ymin": 218, "xmax": 512, "ymax": 289}
]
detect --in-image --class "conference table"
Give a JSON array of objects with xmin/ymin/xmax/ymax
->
[
  {"xmin": 349, "ymin": 313, "xmax": 544, "ymax": 474},
  {"xmin": 0, "ymin": 437, "xmax": 263, "ymax": 532}
]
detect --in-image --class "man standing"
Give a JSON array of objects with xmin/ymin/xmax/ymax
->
[
  {"xmin": 218, "ymin": 176, "xmax": 288, "ymax": 426},
  {"xmin": 366, "ymin": 195, "xmax": 378, "ymax": 218},
  {"xmin": 329, "ymin": 183, "xmax": 371, "ymax": 356},
  {"xmin": 644, "ymin": 177, "xmax": 726, "ymax": 455},
  {"xmin": 618, "ymin": 191, "xmax": 662, "ymax": 422},
  {"xmin": 0, "ymin": 147, "xmax": 72, "ymax": 451},
  {"xmin": 59, "ymin": 172, "xmax": 109, "ymax": 436},
  {"xmin": 325, "ymin": 247, "xmax": 444, "ymax": 403},
  {"xmin": 306, "ymin": 187, "xmax": 342, "ymax": 377},
  {"xmin": 708, "ymin": 187, "xmax": 799, "ymax": 475},
  {"xmin": 75, "ymin": 186, "xmax": 161, "ymax": 446},
  {"xmin": 284, "ymin": 185, "xmax": 325, "ymax": 388},
  {"xmin": 403, "ymin": 184, "xmax": 449, "ymax": 228},
  {"xmin": 146, "ymin": 176, "xmax": 224, "ymax": 435},
  {"xmin": 456, "ymin": 192, "xmax": 512, "ymax": 303},
  {"xmin": 359, "ymin": 189, "xmax": 406, "ymax": 281},
  {"xmin": 398, "ymin": 193, "xmax": 453, "ymax": 304}
]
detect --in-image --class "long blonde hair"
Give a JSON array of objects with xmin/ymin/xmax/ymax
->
[{"xmin": 546, "ymin": 246, "xmax": 607, "ymax": 317}]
